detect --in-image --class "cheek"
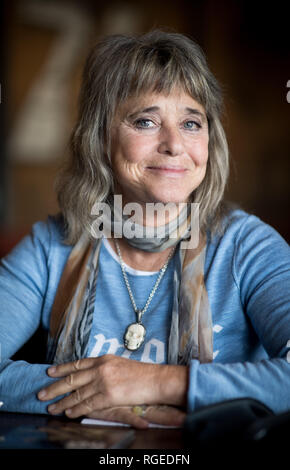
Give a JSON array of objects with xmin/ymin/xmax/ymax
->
[
  {"xmin": 124, "ymin": 137, "xmax": 153, "ymax": 164},
  {"xmin": 112, "ymin": 139, "xmax": 154, "ymax": 184},
  {"xmin": 113, "ymin": 131, "xmax": 152, "ymax": 165},
  {"xmin": 188, "ymin": 138, "xmax": 209, "ymax": 166}
]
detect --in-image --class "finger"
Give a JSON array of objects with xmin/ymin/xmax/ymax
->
[
  {"xmin": 47, "ymin": 382, "xmax": 102, "ymax": 416},
  {"xmin": 144, "ymin": 406, "xmax": 186, "ymax": 426},
  {"xmin": 86, "ymin": 408, "xmax": 149, "ymax": 430},
  {"xmin": 38, "ymin": 367, "xmax": 95, "ymax": 401},
  {"xmin": 47, "ymin": 358, "xmax": 96, "ymax": 378},
  {"xmin": 63, "ymin": 392, "xmax": 109, "ymax": 419}
]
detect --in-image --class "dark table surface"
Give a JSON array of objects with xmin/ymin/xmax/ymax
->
[
  {"xmin": 2, "ymin": 410, "xmax": 284, "ymax": 465},
  {"xmin": 0, "ymin": 411, "xmax": 185, "ymax": 450}
]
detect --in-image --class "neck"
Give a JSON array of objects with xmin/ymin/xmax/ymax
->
[
  {"xmin": 111, "ymin": 192, "xmax": 189, "ymax": 227},
  {"xmin": 107, "ymin": 236, "xmax": 175, "ymax": 272}
]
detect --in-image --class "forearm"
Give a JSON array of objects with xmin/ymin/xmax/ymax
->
[
  {"xmin": 188, "ymin": 357, "xmax": 290, "ymax": 414},
  {"xmin": 0, "ymin": 359, "xmax": 62, "ymax": 414}
]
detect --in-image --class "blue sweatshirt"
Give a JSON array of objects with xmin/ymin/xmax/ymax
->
[{"xmin": 0, "ymin": 209, "xmax": 289, "ymax": 415}]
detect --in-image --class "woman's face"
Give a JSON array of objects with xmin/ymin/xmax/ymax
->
[{"xmin": 110, "ymin": 88, "xmax": 209, "ymax": 208}]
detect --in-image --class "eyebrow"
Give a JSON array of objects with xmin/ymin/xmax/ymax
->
[
  {"xmin": 127, "ymin": 106, "xmax": 207, "ymax": 123},
  {"xmin": 184, "ymin": 107, "xmax": 207, "ymax": 122},
  {"xmin": 127, "ymin": 107, "xmax": 159, "ymax": 120}
]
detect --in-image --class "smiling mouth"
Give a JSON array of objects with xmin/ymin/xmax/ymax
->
[{"xmin": 147, "ymin": 166, "xmax": 187, "ymax": 172}]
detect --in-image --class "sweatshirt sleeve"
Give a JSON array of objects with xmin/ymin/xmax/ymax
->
[
  {"xmin": 0, "ymin": 220, "xmax": 62, "ymax": 414},
  {"xmin": 188, "ymin": 215, "xmax": 290, "ymax": 414}
]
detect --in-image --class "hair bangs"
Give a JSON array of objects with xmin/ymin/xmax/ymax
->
[{"xmin": 117, "ymin": 45, "xmax": 207, "ymax": 112}]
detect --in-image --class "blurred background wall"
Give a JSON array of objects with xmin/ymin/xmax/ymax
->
[{"xmin": 1, "ymin": 0, "xmax": 289, "ymax": 256}]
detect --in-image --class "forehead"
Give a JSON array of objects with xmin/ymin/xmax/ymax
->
[{"xmin": 115, "ymin": 88, "xmax": 206, "ymax": 119}]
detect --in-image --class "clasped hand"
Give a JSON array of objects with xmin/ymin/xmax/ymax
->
[{"xmin": 38, "ymin": 355, "xmax": 186, "ymax": 429}]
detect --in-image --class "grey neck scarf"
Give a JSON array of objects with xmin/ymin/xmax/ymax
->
[{"xmin": 104, "ymin": 195, "xmax": 192, "ymax": 252}]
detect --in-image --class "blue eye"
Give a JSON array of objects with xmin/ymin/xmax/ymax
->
[
  {"xmin": 183, "ymin": 120, "xmax": 201, "ymax": 130},
  {"xmin": 135, "ymin": 119, "xmax": 154, "ymax": 128}
]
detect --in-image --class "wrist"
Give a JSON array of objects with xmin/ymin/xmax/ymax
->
[{"xmin": 157, "ymin": 364, "xmax": 189, "ymax": 407}]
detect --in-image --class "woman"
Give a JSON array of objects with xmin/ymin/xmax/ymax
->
[{"xmin": 0, "ymin": 30, "xmax": 289, "ymax": 429}]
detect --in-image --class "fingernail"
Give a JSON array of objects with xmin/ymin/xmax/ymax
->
[
  {"xmin": 66, "ymin": 408, "xmax": 72, "ymax": 416},
  {"xmin": 48, "ymin": 367, "xmax": 56, "ymax": 375},
  {"xmin": 48, "ymin": 404, "xmax": 57, "ymax": 413},
  {"xmin": 38, "ymin": 390, "xmax": 47, "ymax": 399}
]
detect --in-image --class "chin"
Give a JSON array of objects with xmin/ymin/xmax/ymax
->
[
  {"xmin": 149, "ymin": 191, "xmax": 191, "ymax": 205},
  {"xmin": 147, "ymin": 181, "xmax": 196, "ymax": 204}
]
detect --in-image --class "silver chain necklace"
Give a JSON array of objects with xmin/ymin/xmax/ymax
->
[{"xmin": 114, "ymin": 239, "xmax": 175, "ymax": 351}]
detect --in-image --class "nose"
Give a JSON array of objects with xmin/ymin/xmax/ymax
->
[{"xmin": 157, "ymin": 126, "xmax": 184, "ymax": 157}]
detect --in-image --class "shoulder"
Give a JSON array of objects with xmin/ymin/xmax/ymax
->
[
  {"xmin": 206, "ymin": 205, "xmax": 289, "ymax": 275},
  {"xmin": 1, "ymin": 213, "xmax": 71, "ymax": 269},
  {"xmin": 28, "ymin": 213, "xmax": 68, "ymax": 252},
  {"xmin": 205, "ymin": 206, "xmax": 289, "ymax": 304},
  {"xmin": 210, "ymin": 205, "xmax": 289, "ymax": 250}
]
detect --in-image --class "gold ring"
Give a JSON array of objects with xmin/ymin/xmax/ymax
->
[{"xmin": 132, "ymin": 405, "xmax": 147, "ymax": 417}]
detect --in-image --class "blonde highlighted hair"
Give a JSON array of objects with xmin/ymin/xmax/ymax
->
[{"xmin": 56, "ymin": 30, "xmax": 229, "ymax": 244}]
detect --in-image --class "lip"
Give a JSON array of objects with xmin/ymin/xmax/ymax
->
[{"xmin": 146, "ymin": 166, "xmax": 188, "ymax": 177}]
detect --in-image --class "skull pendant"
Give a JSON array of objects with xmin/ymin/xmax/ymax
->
[{"xmin": 124, "ymin": 322, "xmax": 146, "ymax": 351}]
